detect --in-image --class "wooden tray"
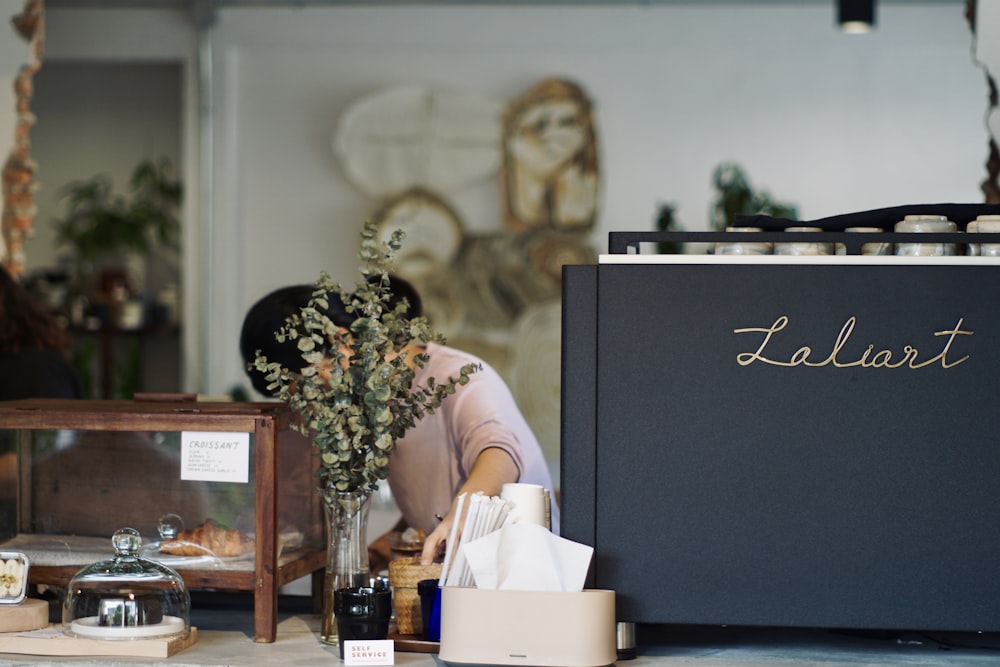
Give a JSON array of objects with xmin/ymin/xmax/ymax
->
[
  {"xmin": 0, "ymin": 599, "xmax": 48, "ymax": 633},
  {"xmin": 389, "ymin": 630, "xmax": 438, "ymax": 653},
  {"xmin": 0, "ymin": 625, "xmax": 197, "ymax": 658}
]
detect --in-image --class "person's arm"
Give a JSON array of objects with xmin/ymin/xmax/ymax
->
[{"xmin": 419, "ymin": 447, "xmax": 519, "ymax": 565}]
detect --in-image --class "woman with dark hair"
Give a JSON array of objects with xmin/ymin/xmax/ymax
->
[
  {"xmin": 240, "ymin": 278, "xmax": 420, "ymax": 397},
  {"xmin": 240, "ymin": 275, "xmax": 557, "ymax": 573},
  {"xmin": 240, "ymin": 285, "xmax": 329, "ymax": 397},
  {"xmin": 0, "ymin": 265, "xmax": 82, "ymax": 400}
]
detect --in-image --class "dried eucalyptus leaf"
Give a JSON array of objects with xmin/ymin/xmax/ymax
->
[{"xmin": 252, "ymin": 220, "xmax": 480, "ymax": 492}]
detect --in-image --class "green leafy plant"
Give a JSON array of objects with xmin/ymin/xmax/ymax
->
[
  {"xmin": 253, "ymin": 221, "xmax": 479, "ymax": 492},
  {"xmin": 654, "ymin": 201, "xmax": 684, "ymax": 254},
  {"xmin": 52, "ymin": 157, "xmax": 182, "ymax": 263},
  {"xmin": 710, "ymin": 162, "xmax": 798, "ymax": 230}
]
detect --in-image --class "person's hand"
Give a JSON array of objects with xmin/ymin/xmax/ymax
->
[
  {"xmin": 420, "ymin": 516, "xmax": 452, "ymax": 565},
  {"xmin": 419, "ymin": 448, "xmax": 520, "ymax": 565}
]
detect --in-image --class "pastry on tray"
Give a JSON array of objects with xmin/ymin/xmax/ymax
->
[{"xmin": 159, "ymin": 519, "xmax": 254, "ymax": 558}]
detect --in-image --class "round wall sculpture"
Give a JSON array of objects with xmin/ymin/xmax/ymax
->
[
  {"xmin": 332, "ymin": 84, "xmax": 503, "ymax": 198},
  {"xmin": 332, "ymin": 79, "xmax": 601, "ymax": 483}
]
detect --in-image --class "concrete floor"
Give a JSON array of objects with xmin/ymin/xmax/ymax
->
[
  {"xmin": 1, "ymin": 596, "xmax": 999, "ymax": 666},
  {"xmin": 636, "ymin": 624, "xmax": 1000, "ymax": 666}
]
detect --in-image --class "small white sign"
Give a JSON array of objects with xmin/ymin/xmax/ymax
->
[
  {"xmin": 180, "ymin": 431, "xmax": 250, "ymax": 483},
  {"xmin": 343, "ymin": 639, "xmax": 395, "ymax": 665}
]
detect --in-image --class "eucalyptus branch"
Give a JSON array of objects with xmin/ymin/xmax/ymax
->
[{"xmin": 253, "ymin": 221, "xmax": 479, "ymax": 492}]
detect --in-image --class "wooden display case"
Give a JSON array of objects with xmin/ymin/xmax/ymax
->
[{"xmin": 0, "ymin": 396, "xmax": 326, "ymax": 643}]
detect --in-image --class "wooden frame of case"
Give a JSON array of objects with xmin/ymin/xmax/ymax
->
[{"xmin": 0, "ymin": 396, "xmax": 326, "ymax": 643}]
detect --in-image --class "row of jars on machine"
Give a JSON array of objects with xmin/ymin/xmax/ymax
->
[{"xmin": 715, "ymin": 214, "xmax": 1000, "ymax": 257}]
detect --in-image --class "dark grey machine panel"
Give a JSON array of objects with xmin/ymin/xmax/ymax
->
[{"xmin": 561, "ymin": 258, "xmax": 1000, "ymax": 632}]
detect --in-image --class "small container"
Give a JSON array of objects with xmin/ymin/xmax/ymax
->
[
  {"xmin": 835, "ymin": 226, "xmax": 891, "ymax": 256},
  {"xmin": 714, "ymin": 227, "xmax": 772, "ymax": 255},
  {"xmin": 894, "ymin": 215, "xmax": 957, "ymax": 256},
  {"xmin": 0, "ymin": 552, "xmax": 30, "ymax": 605},
  {"xmin": 617, "ymin": 621, "xmax": 637, "ymax": 660},
  {"xmin": 388, "ymin": 556, "xmax": 441, "ymax": 635},
  {"xmin": 967, "ymin": 215, "xmax": 1000, "ymax": 257},
  {"xmin": 63, "ymin": 528, "xmax": 190, "ymax": 640},
  {"xmin": 774, "ymin": 226, "xmax": 832, "ymax": 256},
  {"xmin": 418, "ymin": 578, "xmax": 442, "ymax": 641}
]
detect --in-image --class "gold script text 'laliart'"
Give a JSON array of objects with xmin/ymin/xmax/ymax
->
[{"xmin": 734, "ymin": 316, "xmax": 972, "ymax": 369}]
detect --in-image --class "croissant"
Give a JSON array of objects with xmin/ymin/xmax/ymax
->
[{"xmin": 160, "ymin": 519, "xmax": 255, "ymax": 558}]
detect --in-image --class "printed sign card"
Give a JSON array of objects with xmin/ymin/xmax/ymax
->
[
  {"xmin": 343, "ymin": 639, "xmax": 394, "ymax": 665},
  {"xmin": 180, "ymin": 431, "xmax": 250, "ymax": 483}
]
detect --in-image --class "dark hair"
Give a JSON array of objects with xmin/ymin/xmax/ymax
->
[
  {"xmin": 370, "ymin": 274, "xmax": 423, "ymax": 319},
  {"xmin": 0, "ymin": 265, "xmax": 74, "ymax": 358},
  {"xmin": 239, "ymin": 284, "xmax": 352, "ymax": 396},
  {"xmin": 240, "ymin": 276, "xmax": 423, "ymax": 397}
]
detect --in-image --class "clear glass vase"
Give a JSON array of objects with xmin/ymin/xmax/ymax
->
[{"xmin": 320, "ymin": 487, "xmax": 372, "ymax": 645}]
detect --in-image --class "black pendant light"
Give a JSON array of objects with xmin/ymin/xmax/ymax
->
[{"xmin": 838, "ymin": 0, "xmax": 876, "ymax": 33}]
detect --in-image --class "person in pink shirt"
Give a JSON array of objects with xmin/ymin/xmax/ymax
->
[{"xmin": 240, "ymin": 276, "xmax": 557, "ymax": 574}]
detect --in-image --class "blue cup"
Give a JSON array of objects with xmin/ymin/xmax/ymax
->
[{"xmin": 417, "ymin": 579, "xmax": 442, "ymax": 641}]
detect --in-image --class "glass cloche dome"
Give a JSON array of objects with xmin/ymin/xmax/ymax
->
[{"xmin": 64, "ymin": 527, "xmax": 190, "ymax": 639}]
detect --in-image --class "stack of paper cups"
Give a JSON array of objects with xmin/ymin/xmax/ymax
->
[{"xmin": 500, "ymin": 483, "xmax": 550, "ymax": 530}]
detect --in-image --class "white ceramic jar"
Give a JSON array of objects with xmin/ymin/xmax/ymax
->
[
  {"xmin": 894, "ymin": 215, "xmax": 957, "ymax": 256},
  {"xmin": 967, "ymin": 215, "xmax": 1000, "ymax": 257},
  {"xmin": 834, "ymin": 226, "xmax": 891, "ymax": 256},
  {"xmin": 714, "ymin": 226, "xmax": 772, "ymax": 255},
  {"xmin": 774, "ymin": 226, "xmax": 832, "ymax": 256}
]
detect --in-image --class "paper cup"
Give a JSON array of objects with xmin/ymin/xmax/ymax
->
[{"xmin": 500, "ymin": 483, "xmax": 548, "ymax": 528}]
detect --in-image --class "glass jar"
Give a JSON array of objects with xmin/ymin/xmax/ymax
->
[
  {"xmin": 63, "ymin": 528, "xmax": 190, "ymax": 640},
  {"xmin": 0, "ymin": 552, "xmax": 29, "ymax": 604},
  {"xmin": 894, "ymin": 215, "xmax": 957, "ymax": 256}
]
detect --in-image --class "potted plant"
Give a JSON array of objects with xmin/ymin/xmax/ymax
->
[
  {"xmin": 710, "ymin": 162, "xmax": 798, "ymax": 230},
  {"xmin": 252, "ymin": 221, "xmax": 477, "ymax": 644},
  {"xmin": 52, "ymin": 157, "xmax": 181, "ymax": 304}
]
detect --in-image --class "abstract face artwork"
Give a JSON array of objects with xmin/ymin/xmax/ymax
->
[{"xmin": 501, "ymin": 79, "xmax": 599, "ymax": 232}]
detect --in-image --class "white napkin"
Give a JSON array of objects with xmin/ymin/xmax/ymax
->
[{"xmin": 461, "ymin": 523, "xmax": 593, "ymax": 592}]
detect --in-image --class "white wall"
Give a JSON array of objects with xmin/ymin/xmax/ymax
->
[
  {"xmin": 37, "ymin": 3, "xmax": 989, "ymax": 404},
  {"xmin": 30, "ymin": 63, "xmax": 183, "ymax": 277},
  {"xmin": 38, "ymin": 7, "xmax": 200, "ymax": 389}
]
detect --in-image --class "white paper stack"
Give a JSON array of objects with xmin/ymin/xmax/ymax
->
[{"xmin": 438, "ymin": 492, "xmax": 512, "ymax": 588}]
